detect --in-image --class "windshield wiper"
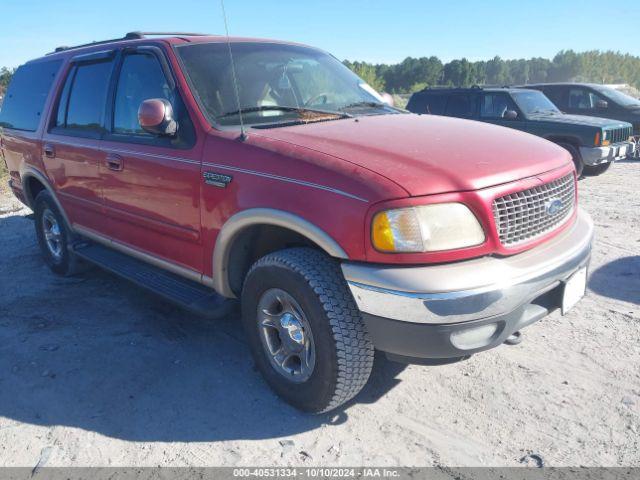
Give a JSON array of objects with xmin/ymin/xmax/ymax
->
[
  {"xmin": 217, "ymin": 105, "xmax": 351, "ymax": 120},
  {"xmin": 339, "ymin": 101, "xmax": 387, "ymax": 110}
]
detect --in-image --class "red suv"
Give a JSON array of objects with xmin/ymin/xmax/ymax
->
[{"xmin": 0, "ymin": 33, "xmax": 593, "ymax": 413}]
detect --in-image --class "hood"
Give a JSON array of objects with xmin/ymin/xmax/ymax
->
[
  {"xmin": 248, "ymin": 114, "xmax": 571, "ymax": 197},
  {"xmin": 530, "ymin": 112, "xmax": 631, "ymax": 129}
]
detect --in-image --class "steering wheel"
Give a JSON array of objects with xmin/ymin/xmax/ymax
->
[{"xmin": 304, "ymin": 92, "xmax": 331, "ymax": 107}]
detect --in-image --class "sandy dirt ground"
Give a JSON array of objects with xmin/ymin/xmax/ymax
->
[{"xmin": 0, "ymin": 162, "xmax": 638, "ymax": 468}]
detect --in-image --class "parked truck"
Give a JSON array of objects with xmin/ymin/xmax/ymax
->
[{"xmin": 0, "ymin": 33, "xmax": 593, "ymax": 412}]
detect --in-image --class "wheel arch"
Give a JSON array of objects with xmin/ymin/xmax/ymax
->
[
  {"xmin": 212, "ymin": 208, "xmax": 348, "ymax": 298},
  {"xmin": 20, "ymin": 167, "xmax": 72, "ymax": 229}
]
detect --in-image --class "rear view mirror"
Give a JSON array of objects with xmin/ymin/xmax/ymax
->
[
  {"xmin": 596, "ymin": 99, "xmax": 608, "ymax": 109},
  {"xmin": 138, "ymin": 99, "xmax": 178, "ymax": 137},
  {"xmin": 503, "ymin": 110, "xmax": 518, "ymax": 120}
]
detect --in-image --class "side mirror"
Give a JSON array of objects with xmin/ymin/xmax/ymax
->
[
  {"xmin": 596, "ymin": 99, "xmax": 608, "ymax": 109},
  {"xmin": 138, "ymin": 99, "xmax": 178, "ymax": 137},
  {"xmin": 503, "ymin": 110, "xmax": 518, "ymax": 120}
]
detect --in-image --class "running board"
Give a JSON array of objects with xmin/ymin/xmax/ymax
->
[{"xmin": 72, "ymin": 242, "xmax": 236, "ymax": 319}]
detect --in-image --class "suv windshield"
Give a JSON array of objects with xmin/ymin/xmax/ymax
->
[
  {"xmin": 593, "ymin": 86, "xmax": 640, "ymax": 108},
  {"xmin": 176, "ymin": 42, "xmax": 391, "ymax": 127},
  {"xmin": 512, "ymin": 90, "xmax": 560, "ymax": 116}
]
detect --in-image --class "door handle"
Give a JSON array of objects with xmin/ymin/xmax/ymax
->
[
  {"xmin": 44, "ymin": 144, "xmax": 56, "ymax": 159},
  {"xmin": 106, "ymin": 153, "xmax": 124, "ymax": 171}
]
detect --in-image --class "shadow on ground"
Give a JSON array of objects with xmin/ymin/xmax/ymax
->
[
  {"xmin": 0, "ymin": 213, "xmax": 407, "ymax": 442},
  {"xmin": 588, "ymin": 255, "xmax": 640, "ymax": 305}
]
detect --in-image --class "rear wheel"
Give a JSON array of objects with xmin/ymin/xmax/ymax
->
[
  {"xmin": 556, "ymin": 142, "xmax": 584, "ymax": 178},
  {"xmin": 583, "ymin": 161, "xmax": 612, "ymax": 176},
  {"xmin": 34, "ymin": 191, "xmax": 80, "ymax": 276},
  {"xmin": 241, "ymin": 248, "xmax": 374, "ymax": 413}
]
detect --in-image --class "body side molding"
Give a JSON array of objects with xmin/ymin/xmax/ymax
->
[{"xmin": 212, "ymin": 208, "xmax": 349, "ymax": 298}]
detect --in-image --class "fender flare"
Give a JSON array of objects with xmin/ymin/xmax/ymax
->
[
  {"xmin": 20, "ymin": 167, "xmax": 72, "ymax": 230},
  {"xmin": 211, "ymin": 208, "xmax": 348, "ymax": 298}
]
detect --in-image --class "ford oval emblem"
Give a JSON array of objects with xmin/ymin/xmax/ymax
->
[{"xmin": 545, "ymin": 198, "xmax": 563, "ymax": 216}]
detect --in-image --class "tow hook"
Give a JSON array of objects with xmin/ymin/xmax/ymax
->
[{"xmin": 505, "ymin": 331, "xmax": 523, "ymax": 345}]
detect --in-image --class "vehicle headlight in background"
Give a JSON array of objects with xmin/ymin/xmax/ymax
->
[
  {"xmin": 600, "ymin": 130, "xmax": 610, "ymax": 146},
  {"xmin": 371, "ymin": 203, "xmax": 485, "ymax": 253}
]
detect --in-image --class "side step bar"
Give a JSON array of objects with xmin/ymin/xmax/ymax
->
[{"xmin": 72, "ymin": 242, "xmax": 236, "ymax": 320}]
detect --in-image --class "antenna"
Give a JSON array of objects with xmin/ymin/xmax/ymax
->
[{"xmin": 220, "ymin": 0, "xmax": 247, "ymax": 141}]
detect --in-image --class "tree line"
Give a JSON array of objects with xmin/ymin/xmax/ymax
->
[
  {"xmin": 0, "ymin": 67, "xmax": 14, "ymax": 99},
  {"xmin": 1, "ymin": 49, "xmax": 639, "ymax": 100},
  {"xmin": 344, "ymin": 50, "xmax": 640, "ymax": 94}
]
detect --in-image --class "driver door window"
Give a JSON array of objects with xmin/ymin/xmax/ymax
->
[
  {"xmin": 567, "ymin": 88, "xmax": 605, "ymax": 111},
  {"xmin": 480, "ymin": 93, "xmax": 518, "ymax": 119},
  {"xmin": 113, "ymin": 53, "xmax": 172, "ymax": 135}
]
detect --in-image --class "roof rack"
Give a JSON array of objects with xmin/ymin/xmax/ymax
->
[{"xmin": 47, "ymin": 31, "xmax": 212, "ymax": 55}]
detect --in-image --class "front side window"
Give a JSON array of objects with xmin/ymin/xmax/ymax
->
[
  {"xmin": 567, "ymin": 88, "xmax": 605, "ymax": 110},
  {"xmin": 176, "ymin": 42, "xmax": 393, "ymax": 127},
  {"xmin": 480, "ymin": 93, "xmax": 518, "ymax": 118},
  {"xmin": 113, "ymin": 53, "xmax": 172, "ymax": 135},
  {"xmin": 56, "ymin": 59, "xmax": 114, "ymax": 133},
  {"xmin": 0, "ymin": 59, "xmax": 62, "ymax": 131}
]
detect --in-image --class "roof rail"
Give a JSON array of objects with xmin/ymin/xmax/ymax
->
[{"xmin": 47, "ymin": 31, "xmax": 213, "ymax": 55}]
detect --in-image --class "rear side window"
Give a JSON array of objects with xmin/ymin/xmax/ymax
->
[
  {"xmin": 407, "ymin": 93, "xmax": 448, "ymax": 115},
  {"xmin": 54, "ymin": 59, "xmax": 114, "ymax": 135},
  {"xmin": 445, "ymin": 94, "xmax": 477, "ymax": 118},
  {"xmin": 0, "ymin": 59, "xmax": 62, "ymax": 131},
  {"xmin": 541, "ymin": 86, "xmax": 565, "ymax": 107}
]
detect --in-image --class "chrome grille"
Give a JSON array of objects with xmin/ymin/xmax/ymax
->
[
  {"xmin": 492, "ymin": 174, "xmax": 575, "ymax": 247},
  {"xmin": 606, "ymin": 126, "xmax": 632, "ymax": 144}
]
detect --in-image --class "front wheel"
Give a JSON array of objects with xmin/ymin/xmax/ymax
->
[
  {"xmin": 583, "ymin": 161, "xmax": 612, "ymax": 176},
  {"xmin": 241, "ymin": 248, "xmax": 374, "ymax": 413},
  {"xmin": 556, "ymin": 142, "xmax": 584, "ymax": 178}
]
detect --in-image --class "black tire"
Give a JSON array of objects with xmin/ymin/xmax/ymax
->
[
  {"xmin": 583, "ymin": 161, "xmax": 612, "ymax": 176},
  {"xmin": 241, "ymin": 248, "xmax": 374, "ymax": 413},
  {"xmin": 556, "ymin": 142, "xmax": 584, "ymax": 178},
  {"xmin": 34, "ymin": 191, "xmax": 80, "ymax": 276}
]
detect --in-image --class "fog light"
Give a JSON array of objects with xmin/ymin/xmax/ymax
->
[{"xmin": 450, "ymin": 323, "xmax": 498, "ymax": 350}]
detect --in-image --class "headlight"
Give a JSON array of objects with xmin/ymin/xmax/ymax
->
[{"xmin": 371, "ymin": 203, "xmax": 485, "ymax": 253}]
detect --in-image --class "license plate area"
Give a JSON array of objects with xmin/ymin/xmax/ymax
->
[{"xmin": 562, "ymin": 267, "xmax": 587, "ymax": 314}]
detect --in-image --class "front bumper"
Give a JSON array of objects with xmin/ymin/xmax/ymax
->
[
  {"xmin": 342, "ymin": 209, "xmax": 593, "ymax": 363},
  {"xmin": 580, "ymin": 142, "xmax": 633, "ymax": 165}
]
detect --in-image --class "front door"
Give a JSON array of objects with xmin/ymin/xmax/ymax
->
[{"xmin": 100, "ymin": 47, "xmax": 203, "ymax": 273}]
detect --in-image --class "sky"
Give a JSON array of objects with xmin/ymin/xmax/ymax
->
[{"xmin": 1, "ymin": 0, "xmax": 639, "ymax": 68}]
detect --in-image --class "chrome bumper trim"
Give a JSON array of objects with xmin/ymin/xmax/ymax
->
[
  {"xmin": 343, "ymin": 208, "xmax": 593, "ymax": 325},
  {"xmin": 580, "ymin": 142, "xmax": 633, "ymax": 166}
]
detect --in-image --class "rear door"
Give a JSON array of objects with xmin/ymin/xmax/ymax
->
[
  {"xmin": 43, "ymin": 51, "xmax": 116, "ymax": 233},
  {"xmin": 99, "ymin": 46, "xmax": 203, "ymax": 273}
]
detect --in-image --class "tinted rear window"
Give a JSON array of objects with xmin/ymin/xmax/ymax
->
[
  {"xmin": 445, "ymin": 94, "xmax": 477, "ymax": 118},
  {"xmin": 0, "ymin": 59, "xmax": 62, "ymax": 131},
  {"xmin": 407, "ymin": 93, "xmax": 448, "ymax": 115},
  {"xmin": 63, "ymin": 60, "xmax": 114, "ymax": 132}
]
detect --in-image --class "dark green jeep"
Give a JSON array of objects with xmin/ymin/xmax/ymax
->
[{"xmin": 406, "ymin": 86, "xmax": 634, "ymax": 176}]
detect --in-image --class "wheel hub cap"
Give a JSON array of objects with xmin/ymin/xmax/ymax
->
[
  {"xmin": 257, "ymin": 288, "xmax": 316, "ymax": 383},
  {"xmin": 42, "ymin": 209, "xmax": 63, "ymax": 260}
]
